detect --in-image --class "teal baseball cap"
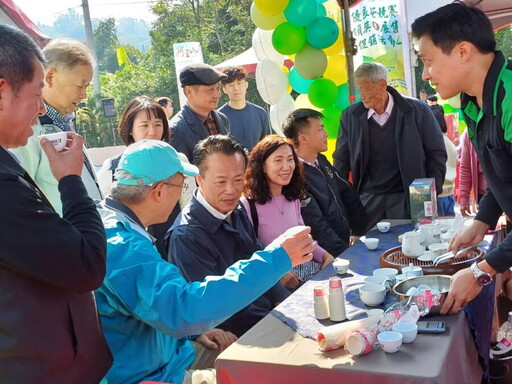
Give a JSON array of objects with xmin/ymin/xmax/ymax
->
[{"xmin": 116, "ymin": 140, "xmax": 199, "ymax": 186}]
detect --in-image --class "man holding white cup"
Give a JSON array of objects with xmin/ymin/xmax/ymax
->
[{"xmin": 11, "ymin": 38, "xmax": 102, "ymax": 215}]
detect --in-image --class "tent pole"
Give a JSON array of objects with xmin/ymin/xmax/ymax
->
[{"xmin": 339, "ymin": 0, "xmax": 357, "ymax": 105}]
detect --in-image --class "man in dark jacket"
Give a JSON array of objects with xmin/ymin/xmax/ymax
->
[
  {"xmin": 170, "ymin": 63, "xmax": 230, "ymax": 162},
  {"xmin": 168, "ymin": 135, "xmax": 290, "ymax": 336},
  {"xmin": 283, "ymin": 109, "xmax": 367, "ymax": 256},
  {"xmin": 334, "ymin": 63, "xmax": 447, "ymax": 230},
  {"xmin": 0, "ymin": 25, "xmax": 111, "ymax": 382}
]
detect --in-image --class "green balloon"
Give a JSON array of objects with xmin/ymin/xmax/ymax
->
[
  {"xmin": 284, "ymin": 0, "xmax": 318, "ymax": 27},
  {"xmin": 322, "ymin": 107, "xmax": 342, "ymax": 138},
  {"xmin": 308, "ymin": 78, "xmax": 338, "ymax": 108},
  {"xmin": 334, "ymin": 83, "xmax": 350, "ymax": 109},
  {"xmin": 295, "ymin": 43, "xmax": 327, "ymax": 80},
  {"xmin": 272, "ymin": 22, "xmax": 306, "ymax": 55},
  {"xmin": 306, "ymin": 17, "xmax": 339, "ymax": 49}
]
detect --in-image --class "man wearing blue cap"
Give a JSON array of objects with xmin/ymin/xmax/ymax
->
[
  {"xmin": 94, "ymin": 139, "xmax": 316, "ymax": 384},
  {"xmin": 170, "ymin": 63, "xmax": 231, "ymax": 162}
]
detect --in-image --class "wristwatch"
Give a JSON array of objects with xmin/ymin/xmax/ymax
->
[{"xmin": 470, "ymin": 262, "xmax": 493, "ymax": 286}]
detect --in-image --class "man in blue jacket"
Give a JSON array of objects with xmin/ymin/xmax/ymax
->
[
  {"xmin": 95, "ymin": 139, "xmax": 315, "ymax": 384},
  {"xmin": 170, "ymin": 63, "xmax": 230, "ymax": 162},
  {"xmin": 168, "ymin": 135, "xmax": 291, "ymax": 337}
]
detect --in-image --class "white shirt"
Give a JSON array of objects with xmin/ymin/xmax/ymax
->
[
  {"xmin": 367, "ymin": 92, "xmax": 394, "ymax": 126},
  {"xmin": 196, "ymin": 188, "xmax": 233, "ymax": 221}
]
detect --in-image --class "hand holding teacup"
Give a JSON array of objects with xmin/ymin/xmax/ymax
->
[{"xmin": 40, "ymin": 132, "xmax": 84, "ymax": 181}]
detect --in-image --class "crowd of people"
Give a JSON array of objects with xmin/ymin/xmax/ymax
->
[{"xmin": 1, "ymin": 2, "xmax": 512, "ymax": 383}]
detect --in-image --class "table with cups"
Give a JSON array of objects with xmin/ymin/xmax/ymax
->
[{"xmin": 216, "ymin": 220, "xmax": 495, "ymax": 384}]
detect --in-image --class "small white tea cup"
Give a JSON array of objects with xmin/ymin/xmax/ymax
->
[
  {"xmin": 376, "ymin": 221, "xmax": 391, "ymax": 233},
  {"xmin": 333, "ymin": 258, "xmax": 350, "ymax": 274},
  {"xmin": 392, "ymin": 322, "xmax": 418, "ymax": 343},
  {"xmin": 359, "ymin": 284, "xmax": 387, "ymax": 306},
  {"xmin": 378, "ymin": 330, "xmax": 403, "ymax": 353},
  {"xmin": 364, "ymin": 237, "xmax": 379, "ymax": 250},
  {"xmin": 39, "ymin": 132, "xmax": 68, "ymax": 152}
]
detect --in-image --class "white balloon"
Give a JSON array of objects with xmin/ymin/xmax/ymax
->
[
  {"xmin": 269, "ymin": 94, "xmax": 295, "ymax": 135},
  {"xmin": 252, "ymin": 28, "xmax": 284, "ymax": 65},
  {"xmin": 256, "ymin": 59, "xmax": 288, "ymax": 105}
]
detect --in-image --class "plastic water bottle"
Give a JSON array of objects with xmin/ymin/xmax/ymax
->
[{"xmin": 496, "ymin": 312, "xmax": 512, "ymax": 353}]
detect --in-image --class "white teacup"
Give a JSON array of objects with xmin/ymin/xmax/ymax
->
[
  {"xmin": 378, "ymin": 330, "xmax": 403, "ymax": 353},
  {"xmin": 364, "ymin": 237, "xmax": 379, "ymax": 250},
  {"xmin": 364, "ymin": 275, "xmax": 391, "ymax": 289},
  {"xmin": 373, "ymin": 267, "xmax": 398, "ymax": 282},
  {"xmin": 402, "ymin": 231, "xmax": 425, "ymax": 258},
  {"xmin": 39, "ymin": 131, "xmax": 68, "ymax": 152},
  {"xmin": 376, "ymin": 221, "xmax": 391, "ymax": 233},
  {"xmin": 333, "ymin": 258, "xmax": 350, "ymax": 274},
  {"xmin": 392, "ymin": 322, "xmax": 418, "ymax": 344},
  {"xmin": 359, "ymin": 284, "xmax": 387, "ymax": 306}
]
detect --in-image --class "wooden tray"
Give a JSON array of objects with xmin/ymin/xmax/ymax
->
[{"xmin": 379, "ymin": 246, "xmax": 484, "ymax": 275}]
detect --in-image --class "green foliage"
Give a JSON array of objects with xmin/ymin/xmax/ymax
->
[
  {"xmin": 496, "ymin": 26, "xmax": 512, "ymax": 60},
  {"xmin": 94, "ymin": 18, "xmax": 120, "ymax": 73}
]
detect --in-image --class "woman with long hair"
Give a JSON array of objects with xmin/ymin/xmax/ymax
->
[{"xmin": 242, "ymin": 135, "xmax": 334, "ymax": 290}]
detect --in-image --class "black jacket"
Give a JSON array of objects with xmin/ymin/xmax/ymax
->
[
  {"xmin": 300, "ymin": 154, "xmax": 367, "ymax": 256},
  {"xmin": 0, "ymin": 147, "xmax": 112, "ymax": 382},
  {"xmin": 333, "ymin": 86, "xmax": 447, "ymax": 197},
  {"xmin": 169, "ymin": 104, "xmax": 230, "ymax": 162}
]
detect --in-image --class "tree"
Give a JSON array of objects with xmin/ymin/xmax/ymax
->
[
  {"xmin": 496, "ymin": 26, "xmax": 512, "ymax": 60},
  {"xmin": 94, "ymin": 18, "xmax": 120, "ymax": 73}
]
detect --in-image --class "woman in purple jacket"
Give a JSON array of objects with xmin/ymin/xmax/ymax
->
[{"xmin": 242, "ymin": 135, "xmax": 334, "ymax": 290}]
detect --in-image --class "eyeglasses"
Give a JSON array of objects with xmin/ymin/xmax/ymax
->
[{"xmin": 160, "ymin": 181, "xmax": 189, "ymax": 193}]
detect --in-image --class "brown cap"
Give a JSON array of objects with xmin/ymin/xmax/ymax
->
[{"xmin": 179, "ymin": 63, "xmax": 227, "ymax": 87}]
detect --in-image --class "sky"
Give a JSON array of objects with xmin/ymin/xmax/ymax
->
[{"xmin": 14, "ymin": 0, "xmax": 158, "ymax": 25}]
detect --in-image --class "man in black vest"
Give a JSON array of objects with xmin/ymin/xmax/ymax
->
[{"xmin": 333, "ymin": 62, "xmax": 447, "ymax": 230}]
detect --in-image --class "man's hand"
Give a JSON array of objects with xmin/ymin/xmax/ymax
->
[
  {"xmin": 280, "ymin": 271, "xmax": 301, "ymax": 290},
  {"xmin": 448, "ymin": 220, "xmax": 489, "ymax": 254},
  {"xmin": 321, "ymin": 252, "xmax": 334, "ymax": 268},
  {"xmin": 460, "ymin": 203, "xmax": 473, "ymax": 217},
  {"xmin": 440, "ymin": 267, "xmax": 483, "ymax": 314},
  {"xmin": 349, "ymin": 236, "xmax": 360, "ymax": 246},
  {"xmin": 40, "ymin": 132, "xmax": 84, "ymax": 181},
  {"xmin": 268, "ymin": 226, "xmax": 316, "ymax": 267},
  {"xmin": 196, "ymin": 329, "xmax": 237, "ymax": 352}
]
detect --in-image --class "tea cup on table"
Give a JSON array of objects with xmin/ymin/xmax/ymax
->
[
  {"xmin": 392, "ymin": 322, "xmax": 418, "ymax": 344},
  {"xmin": 373, "ymin": 267, "xmax": 398, "ymax": 283},
  {"xmin": 376, "ymin": 221, "xmax": 391, "ymax": 233},
  {"xmin": 363, "ymin": 237, "xmax": 379, "ymax": 250},
  {"xmin": 364, "ymin": 275, "xmax": 391, "ymax": 290},
  {"xmin": 402, "ymin": 231, "xmax": 425, "ymax": 258},
  {"xmin": 359, "ymin": 283, "xmax": 387, "ymax": 306},
  {"xmin": 378, "ymin": 330, "xmax": 403, "ymax": 353},
  {"xmin": 332, "ymin": 258, "xmax": 350, "ymax": 274}
]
